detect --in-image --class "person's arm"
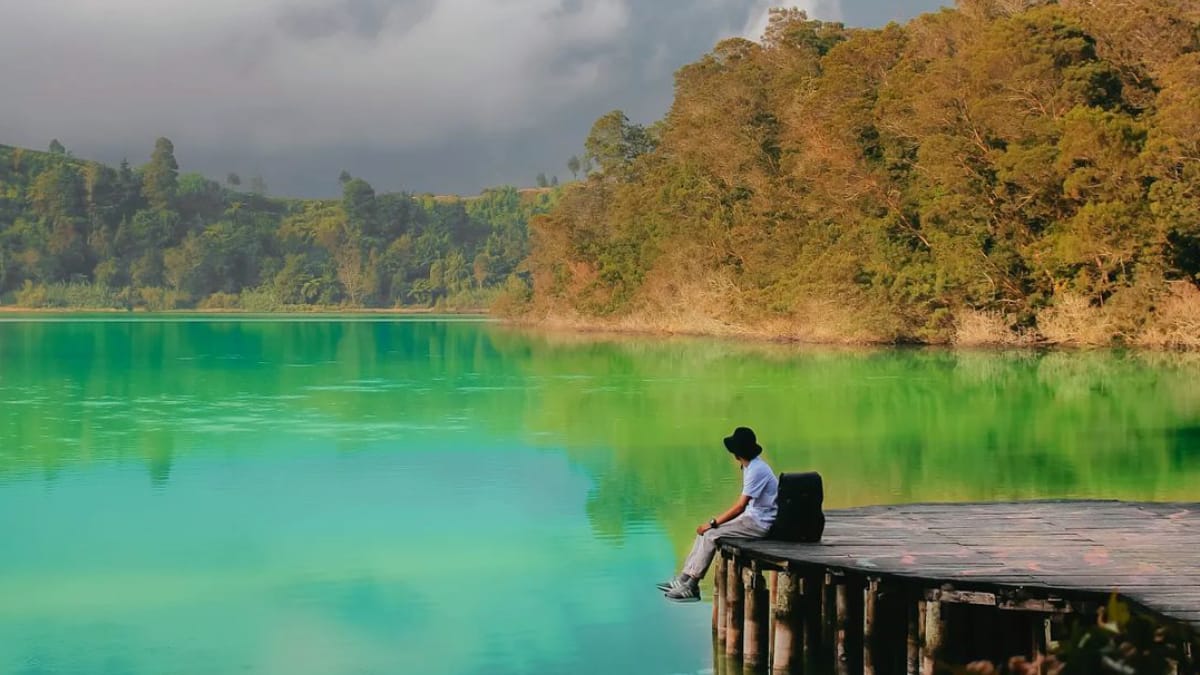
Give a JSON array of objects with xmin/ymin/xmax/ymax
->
[{"xmin": 696, "ymin": 495, "xmax": 750, "ymax": 535}]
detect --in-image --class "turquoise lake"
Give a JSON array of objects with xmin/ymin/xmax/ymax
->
[{"xmin": 2, "ymin": 317, "xmax": 1199, "ymax": 674}]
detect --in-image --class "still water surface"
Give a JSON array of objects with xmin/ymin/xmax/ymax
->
[{"xmin": 2, "ymin": 317, "xmax": 1199, "ymax": 674}]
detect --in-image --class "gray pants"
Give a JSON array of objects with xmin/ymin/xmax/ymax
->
[{"xmin": 682, "ymin": 513, "xmax": 769, "ymax": 579}]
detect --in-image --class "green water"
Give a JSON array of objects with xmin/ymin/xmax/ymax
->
[{"xmin": 2, "ymin": 317, "xmax": 1199, "ymax": 674}]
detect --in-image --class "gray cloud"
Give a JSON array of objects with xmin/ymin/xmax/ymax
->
[
  {"xmin": 278, "ymin": 0, "xmax": 438, "ymax": 41},
  {"xmin": 0, "ymin": 0, "xmax": 945, "ymax": 197}
]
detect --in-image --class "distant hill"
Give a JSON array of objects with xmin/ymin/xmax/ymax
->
[
  {"xmin": 0, "ymin": 140, "xmax": 557, "ymax": 311},
  {"xmin": 524, "ymin": 2, "xmax": 1200, "ymax": 348}
]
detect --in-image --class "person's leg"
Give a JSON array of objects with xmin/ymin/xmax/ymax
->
[
  {"xmin": 657, "ymin": 535, "xmax": 708, "ymax": 590},
  {"xmin": 681, "ymin": 514, "xmax": 768, "ymax": 580},
  {"xmin": 677, "ymin": 534, "xmax": 707, "ymax": 579}
]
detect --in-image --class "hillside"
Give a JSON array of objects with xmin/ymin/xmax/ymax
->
[
  {"xmin": 522, "ymin": 1, "xmax": 1200, "ymax": 347},
  {"xmin": 0, "ymin": 141, "xmax": 554, "ymax": 311}
]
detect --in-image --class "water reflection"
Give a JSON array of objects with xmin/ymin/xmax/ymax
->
[{"xmin": 1, "ymin": 318, "xmax": 1199, "ymax": 674}]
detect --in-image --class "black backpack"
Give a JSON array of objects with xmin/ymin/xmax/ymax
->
[{"xmin": 766, "ymin": 472, "xmax": 825, "ymax": 542}]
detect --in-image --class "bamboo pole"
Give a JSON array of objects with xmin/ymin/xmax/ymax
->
[
  {"xmin": 714, "ymin": 634, "xmax": 727, "ymax": 675},
  {"xmin": 907, "ymin": 597, "xmax": 921, "ymax": 675},
  {"xmin": 772, "ymin": 571, "xmax": 800, "ymax": 675},
  {"xmin": 823, "ymin": 573, "xmax": 838, "ymax": 665},
  {"xmin": 835, "ymin": 580, "xmax": 851, "ymax": 675},
  {"xmin": 744, "ymin": 565, "xmax": 769, "ymax": 666},
  {"xmin": 864, "ymin": 579, "xmax": 879, "ymax": 675},
  {"xmin": 803, "ymin": 573, "xmax": 823, "ymax": 668},
  {"xmin": 715, "ymin": 552, "xmax": 727, "ymax": 640},
  {"xmin": 726, "ymin": 556, "xmax": 744, "ymax": 658},
  {"xmin": 769, "ymin": 570, "xmax": 778, "ymax": 658},
  {"xmin": 921, "ymin": 599, "xmax": 943, "ymax": 675}
]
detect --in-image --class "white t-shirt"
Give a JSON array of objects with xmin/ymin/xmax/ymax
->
[{"xmin": 742, "ymin": 457, "xmax": 778, "ymax": 528}]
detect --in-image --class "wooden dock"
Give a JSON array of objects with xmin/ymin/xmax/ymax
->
[{"xmin": 713, "ymin": 500, "xmax": 1200, "ymax": 674}]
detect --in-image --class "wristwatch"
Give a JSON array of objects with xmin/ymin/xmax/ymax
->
[{"xmin": 709, "ymin": 518, "xmax": 719, "ymax": 529}]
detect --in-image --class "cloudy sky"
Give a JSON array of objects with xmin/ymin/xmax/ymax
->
[{"xmin": 0, "ymin": 0, "xmax": 945, "ymax": 197}]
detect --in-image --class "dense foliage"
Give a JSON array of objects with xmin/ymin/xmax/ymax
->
[
  {"xmin": 526, "ymin": 0, "xmax": 1200, "ymax": 346},
  {"xmin": 0, "ymin": 140, "xmax": 553, "ymax": 310}
]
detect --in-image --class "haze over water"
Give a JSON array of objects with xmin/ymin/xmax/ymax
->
[{"xmin": 2, "ymin": 317, "xmax": 1199, "ymax": 674}]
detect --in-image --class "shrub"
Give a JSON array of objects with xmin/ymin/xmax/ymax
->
[
  {"xmin": 198, "ymin": 292, "xmax": 240, "ymax": 310},
  {"xmin": 15, "ymin": 280, "xmax": 49, "ymax": 308},
  {"xmin": 238, "ymin": 285, "xmax": 282, "ymax": 312}
]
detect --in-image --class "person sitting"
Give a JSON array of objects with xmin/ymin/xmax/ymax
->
[{"xmin": 659, "ymin": 427, "xmax": 779, "ymax": 602}]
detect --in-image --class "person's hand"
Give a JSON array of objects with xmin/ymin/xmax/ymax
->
[{"xmin": 696, "ymin": 523, "xmax": 712, "ymax": 535}]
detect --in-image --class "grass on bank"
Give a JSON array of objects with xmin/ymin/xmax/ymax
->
[{"xmin": 1, "ymin": 280, "xmax": 517, "ymax": 314}]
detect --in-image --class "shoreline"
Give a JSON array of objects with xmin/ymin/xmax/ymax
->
[
  {"xmin": 506, "ymin": 312, "xmax": 1200, "ymax": 352},
  {"xmin": 0, "ymin": 306, "xmax": 491, "ymax": 316},
  {"xmin": 3, "ymin": 305, "xmax": 1197, "ymax": 351}
]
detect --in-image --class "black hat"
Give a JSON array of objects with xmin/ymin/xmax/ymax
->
[{"xmin": 724, "ymin": 427, "xmax": 762, "ymax": 460}]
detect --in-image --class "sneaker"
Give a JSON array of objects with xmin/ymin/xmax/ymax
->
[
  {"xmin": 664, "ymin": 582, "xmax": 701, "ymax": 603},
  {"xmin": 655, "ymin": 574, "xmax": 687, "ymax": 592}
]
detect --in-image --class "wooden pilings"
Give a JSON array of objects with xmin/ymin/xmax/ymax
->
[
  {"xmin": 921, "ymin": 599, "xmax": 944, "ymax": 675},
  {"xmin": 715, "ymin": 552, "xmax": 727, "ymax": 640},
  {"xmin": 822, "ymin": 572, "xmax": 838, "ymax": 662},
  {"xmin": 802, "ymin": 573, "xmax": 823, "ymax": 666},
  {"xmin": 707, "ymin": 551, "xmax": 1078, "ymax": 675},
  {"xmin": 863, "ymin": 579, "xmax": 879, "ymax": 675},
  {"xmin": 835, "ymin": 579, "xmax": 851, "ymax": 675},
  {"xmin": 906, "ymin": 594, "xmax": 921, "ymax": 675},
  {"xmin": 744, "ymin": 565, "xmax": 770, "ymax": 666},
  {"xmin": 772, "ymin": 571, "xmax": 800, "ymax": 674},
  {"xmin": 726, "ymin": 555, "xmax": 744, "ymax": 657}
]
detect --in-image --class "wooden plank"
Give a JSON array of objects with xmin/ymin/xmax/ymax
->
[{"xmin": 925, "ymin": 589, "xmax": 997, "ymax": 606}]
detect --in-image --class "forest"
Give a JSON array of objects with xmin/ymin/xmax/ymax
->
[
  {"xmin": 0, "ymin": 139, "xmax": 553, "ymax": 311},
  {"xmin": 523, "ymin": 0, "xmax": 1200, "ymax": 347}
]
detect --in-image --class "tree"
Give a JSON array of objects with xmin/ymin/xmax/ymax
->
[
  {"xmin": 536, "ymin": 173, "xmax": 549, "ymax": 188},
  {"xmin": 342, "ymin": 178, "xmax": 377, "ymax": 236},
  {"xmin": 226, "ymin": 173, "xmax": 241, "ymax": 188},
  {"xmin": 584, "ymin": 110, "xmax": 656, "ymax": 177},
  {"xmin": 551, "ymin": 175, "xmax": 559, "ymax": 187},
  {"xmin": 142, "ymin": 137, "xmax": 179, "ymax": 211},
  {"xmin": 520, "ymin": 0, "xmax": 1200, "ymax": 345},
  {"xmin": 0, "ymin": 138, "xmax": 545, "ymax": 310},
  {"xmin": 338, "ymin": 170, "xmax": 353, "ymax": 185},
  {"xmin": 48, "ymin": 139, "xmax": 66, "ymax": 155},
  {"xmin": 568, "ymin": 155, "xmax": 581, "ymax": 180},
  {"xmin": 248, "ymin": 176, "xmax": 267, "ymax": 195}
]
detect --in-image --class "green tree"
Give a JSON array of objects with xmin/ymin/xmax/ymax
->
[
  {"xmin": 342, "ymin": 178, "xmax": 377, "ymax": 237},
  {"xmin": 567, "ymin": 155, "xmax": 581, "ymax": 180},
  {"xmin": 142, "ymin": 137, "xmax": 179, "ymax": 211},
  {"xmin": 584, "ymin": 110, "xmax": 657, "ymax": 177}
]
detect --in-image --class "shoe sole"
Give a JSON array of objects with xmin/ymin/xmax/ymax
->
[{"xmin": 665, "ymin": 594, "xmax": 702, "ymax": 603}]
